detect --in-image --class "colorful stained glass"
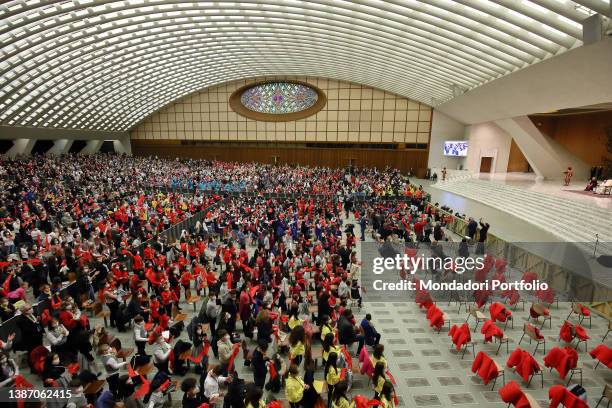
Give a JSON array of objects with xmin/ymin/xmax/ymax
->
[{"xmin": 240, "ymin": 82, "xmax": 318, "ymax": 114}]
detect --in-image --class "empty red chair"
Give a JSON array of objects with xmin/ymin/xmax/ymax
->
[
  {"xmin": 559, "ymin": 321, "xmax": 574, "ymax": 343},
  {"xmin": 536, "ymin": 287, "xmax": 555, "ymax": 305},
  {"xmin": 449, "ymin": 323, "xmax": 471, "ymax": 351},
  {"xmin": 549, "ymin": 384, "xmax": 589, "ymax": 408},
  {"xmin": 481, "ymin": 320, "xmax": 503, "ymax": 343},
  {"xmin": 501, "ymin": 288, "xmax": 520, "ymax": 306},
  {"xmin": 544, "ymin": 347, "xmax": 578, "ymax": 379},
  {"xmin": 590, "ymin": 344, "xmax": 612, "ymax": 369},
  {"xmin": 473, "ymin": 288, "xmax": 492, "ymax": 308},
  {"xmin": 471, "ymin": 351, "xmax": 504, "ymax": 389},
  {"xmin": 506, "ymin": 347, "xmax": 542, "ymax": 386},
  {"xmin": 426, "ymin": 304, "xmax": 445, "ymax": 330},
  {"xmin": 559, "ymin": 321, "xmax": 589, "ymax": 345},
  {"xmin": 449, "ymin": 323, "xmax": 474, "ymax": 358},
  {"xmin": 498, "ymin": 381, "xmax": 530, "ymax": 408},
  {"xmin": 490, "ymin": 302, "xmax": 512, "ymax": 324}
]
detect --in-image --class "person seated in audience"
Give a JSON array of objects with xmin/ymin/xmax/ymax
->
[
  {"xmin": 360, "ymin": 313, "xmax": 381, "ymax": 347},
  {"xmin": 0, "ymin": 297, "xmax": 15, "ymax": 321},
  {"xmin": 0, "ymin": 351, "xmax": 19, "ymax": 387},
  {"xmin": 585, "ymin": 177, "xmax": 598, "ymax": 191},
  {"xmin": 371, "ymin": 362, "xmax": 387, "ymax": 400},
  {"xmin": 338, "ymin": 309, "xmax": 365, "ymax": 355},
  {"xmin": 370, "ymin": 344, "xmax": 387, "ymax": 370},
  {"xmin": 379, "ymin": 381, "xmax": 396, "ymax": 408}
]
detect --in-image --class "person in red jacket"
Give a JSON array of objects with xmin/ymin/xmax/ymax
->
[
  {"xmin": 180, "ymin": 268, "xmax": 194, "ymax": 301},
  {"xmin": 238, "ymin": 287, "xmax": 253, "ymax": 338},
  {"xmin": 143, "ymin": 244, "xmax": 155, "ymax": 261},
  {"xmin": 58, "ymin": 303, "xmax": 79, "ymax": 331},
  {"xmin": 413, "ymin": 218, "xmax": 427, "ymax": 242}
]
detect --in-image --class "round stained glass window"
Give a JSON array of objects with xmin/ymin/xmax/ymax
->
[
  {"xmin": 230, "ymin": 81, "xmax": 326, "ymax": 121},
  {"xmin": 240, "ymin": 82, "xmax": 318, "ymax": 114}
]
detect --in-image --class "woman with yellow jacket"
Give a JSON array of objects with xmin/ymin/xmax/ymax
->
[
  {"xmin": 325, "ymin": 352, "xmax": 341, "ymax": 408},
  {"xmin": 319, "ymin": 315, "xmax": 336, "ymax": 342},
  {"xmin": 288, "ymin": 305, "xmax": 303, "ymax": 330},
  {"xmin": 371, "ymin": 362, "xmax": 386, "ymax": 400},
  {"xmin": 244, "ymin": 384, "xmax": 266, "ymax": 408},
  {"xmin": 286, "ymin": 364, "xmax": 309, "ymax": 408},
  {"xmin": 379, "ymin": 381, "xmax": 395, "ymax": 408},
  {"xmin": 289, "ymin": 325, "xmax": 306, "ymax": 366},
  {"xmin": 370, "ymin": 344, "xmax": 387, "ymax": 370},
  {"xmin": 322, "ymin": 333, "xmax": 340, "ymax": 366},
  {"xmin": 331, "ymin": 381, "xmax": 354, "ymax": 408}
]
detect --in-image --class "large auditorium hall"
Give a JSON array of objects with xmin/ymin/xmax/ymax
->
[{"xmin": 1, "ymin": 2, "xmax": 611, "ymax": 408}]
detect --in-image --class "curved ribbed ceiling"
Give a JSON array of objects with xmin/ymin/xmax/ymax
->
[{"xmin": 0, "ymin": 0, "xmax": 608, "ymax": 132}]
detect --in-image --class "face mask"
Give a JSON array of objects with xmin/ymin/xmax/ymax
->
[
  {"xmin": 53, "ymin": 359, "xmax": 60, "ymax": 365},
  {"xmin": 0, "ymin": 359, "xmax": 7, "ymax": 364}
]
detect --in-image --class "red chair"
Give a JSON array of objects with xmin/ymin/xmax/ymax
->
[
  {"xmin": 481, "ymin": 320, "xmax": 508, "ymax": 355},
  {"xmin": 529, "ymin": 303, "xmax": 551, "ymax": 329},
  {"xmin": 471, "ymin": 351, "xmax": 505, "ymax": 390},
  {"xmin": 501, "ymin": 288, "xmax": 524, "ymax": 311},
  {"xmin": 559, "ymin": 321, "xmax": 589, "ymax": 352},
  {"xmin": 544, "ymin": 347, "xmax": 581, "ymax": 385},
  {"xmin": 566, "ymin": 303, "xmax": 591, "ymax": 328},
  {"xmin": 506, "ymin": 347, "xmax": 543, "ymax": 388},
  {"xmin": 449, "ymin": 323, "xmax": 474, "ymax": 359},
  {"xmin": 535, "ymin": 287, "xmax": 556, "ymax": 308},
  {"xmin": 549, "ymin": 385, "xmax": 588, "ymax": 408},
  {"xmin": 415, "ymin": 288, "xmax": 433, "ymax": 310},
  {"xmin": 490, "ymin": 302, "xmax": 513, "ymax": 329},
  {"xmin": 590, "ymin": 344, "xmax": 612, "ymax": 370},
  {"xmin": 426, "ymin": 304, "xmax": 449, "ymax": 333},
  {"xmin": 519, "ymin": 323, "xmax": 546, "ymax": 355},
  {"xmin": 498, "ymin": 380, "xmax": 530, "ymax": 408}
]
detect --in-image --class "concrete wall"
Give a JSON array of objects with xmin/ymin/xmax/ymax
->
[
  {"xmin": 464, "ymin": 122, "xmax": 512, "ymax": 174},
  {"xmin": 428, "ymin": 110, "xmax": 467, "ymax": 170},
  {"xmin": 495, "ymin": 116, "xmax": 590, "ymax": 180},
  {"xmin": 437, "ymin": 38, "xmax": 612, "ymax": 125}
]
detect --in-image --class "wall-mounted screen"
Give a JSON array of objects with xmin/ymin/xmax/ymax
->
[{"xmin": 443, "ymin": 141, "xmax": 468, "ymax": 157}]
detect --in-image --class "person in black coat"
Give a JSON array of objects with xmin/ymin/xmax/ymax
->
[
  {"xmin": 250, "ymin": 340, "xmax": 269, "ymax": 389},
  {"xmin": 478, "ymin": 219, "xmax": 490, "ymax": 243},
  {"xmin": 317, "ymin": 291, "xmax": 332, "ymax": 326},
  {"xmin": 337, "ymin": 244, "xmax": 351, "ymax": 270},
  {"xmin": 15, "ymin": 304, "xmax": 44, "ymax": 353},
  {"xmin": 337, "ymin": 309, "xmax": 364, "ymax": 354},
  {"xmin": 181, "ymin": 377, "xmax": 207, "ymax": 408},
  {"xmin": 467, "ymin": 218, "xmax": 477, "ymax": 240}
]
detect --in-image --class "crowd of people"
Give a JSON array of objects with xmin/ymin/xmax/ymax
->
[{"xmin": 0, "ymin": 153, "xmax": 476, "ymax": 408}]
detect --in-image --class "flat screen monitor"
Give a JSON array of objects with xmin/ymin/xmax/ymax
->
[{"xmin": 443, "ymin": 141, "xmax": 468, "ymax": 157}]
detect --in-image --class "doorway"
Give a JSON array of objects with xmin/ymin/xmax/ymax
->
[{"xmin": 480, "ymin": 157, "xmax": 493, "ymax": 173}]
